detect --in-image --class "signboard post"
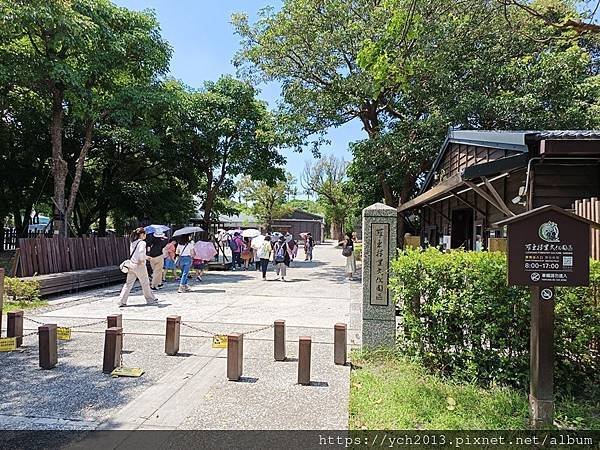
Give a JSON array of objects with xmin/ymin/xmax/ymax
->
[{"xmin": 495, "ymin": 205, "xmax": 598, "ymax": 428}]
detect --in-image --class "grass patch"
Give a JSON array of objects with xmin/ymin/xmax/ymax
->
[
  {"xmin": 2, "ymin": 298, "xmax": 47, "ymax": 313},
  {"xmin": 349, "ymin": 349, "xmax": 599, "ymax": 430}
]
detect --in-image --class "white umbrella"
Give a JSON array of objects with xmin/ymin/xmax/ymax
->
[
  {"xmin": 227, "ymin": 229, "xmax": 242, "ymax": 235},
  {"xmin": 251, "ymin": 234, "xmax": 265, "ymax": 249},
  {"xmin": 242, "ymin": 228, "xmax": 261, "ymax": 238},
  {"xmin": 173, "ymin": 226, "xmax": 204, "ymax": 237}
]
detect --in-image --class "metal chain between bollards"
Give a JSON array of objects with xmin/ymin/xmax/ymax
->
[
  {"xmin": 23, "ymin": 316, "xmax": 45, "ymax": 326},
  {"xmin": 180, "ymin": 321, "xmax": 273, "ymax": 337},
  {"xmin": 24, "ymin": 316, "xmax": 106, "ymax": 329},
  {"xmin": 180, "ymin": 321, "xmax": 214, "ymax": 336},
  {"xmin": 70, "ymin": 319, "xmax": 107, "ymax": 329},
  {"xmin": 242, "ymin": 323, "xmax": 274, "ymax": 336}
]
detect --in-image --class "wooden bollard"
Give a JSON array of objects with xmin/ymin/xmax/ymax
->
[
  {"xmin": 274, "ymin": 319, "xmax": 286, "ymax": 361},
  {"xmin": 334, "ymin": 323, "xmax": 347, "ymax": 365},
  {"xmin": 227, "ymin": 333, "xmax": 243, "ymax": 381},
  {"xmin": 0, "ymin": 268, "xmax": 4, "ymax": 335},
  {"xmin": 107, "ymin": 314, "xmax": 123, "ymax": 353},
  {"xmin": 165, "ymin": 315, "xmax": 181, "ymax": 356},
  {"xmin": 7, "ymin": 310, "xmax": 24, "ymax": 347},
  {"xmin": 39, "ymin": 324, "xmax": 58, "ymax": 369},
  {"xmin": 103, "ymin": 327, "xmax": 122, "ymax": 373},
  {"xmin": 298, "ymin": 336, "xmax": 312, "ymax": 385}
]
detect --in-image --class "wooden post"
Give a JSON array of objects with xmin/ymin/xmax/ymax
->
[
  {"xmin": 0, "ymin": 268, "xmax": 4, "ymax": 336},
  {"xmin": 274, "ymin": 319, "xmax": 286, "ymax": 361},
  {"xmin": 227, "ymin": 333, "xmax": 243, "ymax": 381},
  {"xmin": 7, "ymin": 310, "xmax": 24, "ymax": 347},
  {"xmin": 529, "ymin": 286, "xmax": 554, "ymax": 428},
  {"xmin": 107, "ymin": 314, "xmax": 122, "ymax": 353},
  {"xmin": 298, "ymin": 336, "xmax": 312, "ymax": 385},
  {"xmin": 334, "ymin": 323, "xmax": 347, "ymax": 366},
  {"xmin": 39, "ymin": 324, "xmax": 58, "ymax": 369},
  {"xmin": 103, "ymin": 327, "xmax": 122, "ymax": 373},
  {"xmin": 165, "ymin": 315, "xmax": 181, "ymax": 356}
]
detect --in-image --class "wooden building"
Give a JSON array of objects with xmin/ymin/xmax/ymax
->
[
  {"xmin": 399, "ymin": 130, "xmax": 600, "ymax": 256},
  {"xmin": 272, "ymin": 209, "xmax": 325, "ymax": 244}
]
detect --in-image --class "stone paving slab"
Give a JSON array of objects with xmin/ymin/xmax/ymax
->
[{"xmin": 179, "ymin": 339, "xmax": 351, "ymax": 430}]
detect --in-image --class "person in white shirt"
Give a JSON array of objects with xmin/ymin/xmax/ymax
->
[
  {"xmin": 118, "ymin": 227, "xmax": 158, "ymax": 307},
  {"xmin": 256, "ymin": 235, "xmax": 273, "ymax": 280},
  {"xmin": 176, "ymin": 234, "xmax": 194, "ymax": 293}
]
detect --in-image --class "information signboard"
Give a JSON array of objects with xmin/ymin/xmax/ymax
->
[{"xmin": 498, "ymin": 206, "xmax": 592, "ymax": 287}]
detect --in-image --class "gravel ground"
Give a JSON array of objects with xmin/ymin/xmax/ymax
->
[
  {"xmin": 0, "ymin": 333, "xmax": 199, "ymax": 429},
  {"xmin": 179, "ymin": 339, "xmax": 351, "ymax": 430}
]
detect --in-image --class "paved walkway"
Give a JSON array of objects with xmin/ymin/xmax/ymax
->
[{"xmin": 0, "ymin": 242, "xmax": 361, "ymax": 431}]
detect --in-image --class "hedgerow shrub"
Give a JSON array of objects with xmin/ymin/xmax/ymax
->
[
  {"xmin": 390, "ymin": 248, "xmax": 599, "ymax": 394},
  {"xmin": 3, "ymin": 277, "xmax": 40, "ymax": 302}
]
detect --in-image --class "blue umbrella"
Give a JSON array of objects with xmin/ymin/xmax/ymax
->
[{"xmin": 144, "ymin": 224, "xmax": 170, "ymax": 234}]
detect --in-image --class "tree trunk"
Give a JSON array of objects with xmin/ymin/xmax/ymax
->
[
  {"xmin": 203, "ymin": 188, "xmax": 217, "ymax": 231},
  {"xmin": 65, "ymin": 122, "xmax": 94, "ymax": 237},
  {"xmin": 50, "ymin": 86, "xmax": 67, "ymax": 237},
  {"xmin": 330, "ymin": 220, "xmax": 343, "ymax": 241}
]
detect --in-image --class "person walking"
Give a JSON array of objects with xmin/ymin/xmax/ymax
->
[
  {"xmin": 304, "ymin": 232, "xmax": 314, "ymax": 261},
  {"xmin": 241, "ymin": 237, "xmax": 253, "ymax": 270},
  {"xmin": 342, "ymin": 232, "xmax": 356, "ymax": 280},
  {"xmin": 176, "ymin": 235, "xmax": 194, "ymax": 293},
  {"xmin": 229, "ymin": 232, "xmax": 243, "ymax": 270},
  {"xmin": 273, "ymin": 235, "xmax": 292, "ymax": 281},
  {"xmin": 118, "ymin": 227, "xmax": 158, "ymax": 307},
  {"xmin": 257, "ymin": 235, "xmax": 272, "ymax": 280},
  {"xmin": 163, "ymin": 238, "xmax": 178, "ymax": 282},
  {"xmin": 147, "ymin": 230, "xmax": 168, "ymax": 290},
  {"xmin": 191, "ymin": 240, "xmax": 209, "ymax": 282}
]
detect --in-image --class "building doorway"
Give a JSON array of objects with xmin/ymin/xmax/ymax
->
[{"xmin": 451, "ymin": 209, "xmax": 474, "ymax": 250}]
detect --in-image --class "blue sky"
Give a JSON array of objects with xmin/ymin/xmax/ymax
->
[{"xmin": 114, "ymin": 0, "xmax": 365, "ymax": 190}]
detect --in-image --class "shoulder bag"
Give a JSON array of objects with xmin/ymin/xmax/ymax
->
[{"xmin": 120, "ymin": 241, "xmax": 141, "ymax": 274}]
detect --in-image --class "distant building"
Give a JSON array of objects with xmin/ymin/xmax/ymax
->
[{"xmin": 192, "ymin": 209, "xmax": 325, "ymax": 243}]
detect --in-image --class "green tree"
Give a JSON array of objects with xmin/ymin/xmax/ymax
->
[
  {"xmin": 0, "ymin": 0, "xmax": 171, "ymax": 236},
  {"xmin": 238, "ymin": 174, "xmax": 294, "ymax": 232},
  {"xmin": 302, "ymin": 155, "xmax": 354, "ymax": 240},
  {"xmin": 168, "ymin": 76, "xmax": 286, "ymax": 229}
]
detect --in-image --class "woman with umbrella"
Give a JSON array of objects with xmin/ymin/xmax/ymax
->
[{"xmin": 172, "ymin": 226, "xmax": 203, "ymax": 293}]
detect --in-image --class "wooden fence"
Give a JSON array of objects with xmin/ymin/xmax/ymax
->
[
  {"xmin": 16, "ymin": 236, "xmax": 129, "ymax": 277},
  {"xmin": 572, "ymin": 197, "xmax": 600, "ymax": 260}
]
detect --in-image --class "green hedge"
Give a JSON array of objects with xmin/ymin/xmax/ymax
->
[
  {"xmin": 390, "ymin": 248, "xmax": 599, "ymax": 395},
  {"xmin": 3, "ymin": 277, "xmax": 40, "ymax": 302}
]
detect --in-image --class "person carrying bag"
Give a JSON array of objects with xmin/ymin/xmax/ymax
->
[{"xmin": 117, "ymin": 227, "xmax": 158, "ymax": 307}]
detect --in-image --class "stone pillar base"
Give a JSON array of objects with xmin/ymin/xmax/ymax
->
[
  {"xmin": 529, "ymin": 395, "xmax": 554, "ymax": 428},
  {"xmin": 362, "ymin": 319, "xmax": 395, "ymax": 348}
]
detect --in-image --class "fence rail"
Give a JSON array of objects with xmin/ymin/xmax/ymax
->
[{"xmin": 572, "ymin": 197, "xmax": 600, "ymax": 260}]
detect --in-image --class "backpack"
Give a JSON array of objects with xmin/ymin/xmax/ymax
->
[
  {"xmin": 342, "ymin": 246, "xmax": 353, "ymax": 257},
  {"xmin": 228, "ymin": 237, "xmax": 238, "ymax": 251},
  {"xmin": 275, "ymin": 243, "xmax": 286, "ymax": 263}
]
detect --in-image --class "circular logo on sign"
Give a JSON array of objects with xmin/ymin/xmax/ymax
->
[
  {"xmin": 538, "ymin": 221, "xmax": 560, "ymax": 243},
  {"xmin": 541, "ymin": 288, "xmax": 554, "ymax": 300},
  {"xmin": 530, "ymin": 272, "xmax": 540, "ymax": 282}
]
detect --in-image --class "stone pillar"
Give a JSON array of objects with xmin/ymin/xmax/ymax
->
[{"xmin": 362, "ymin": 203, "xmax": 397, "ymax": 347}]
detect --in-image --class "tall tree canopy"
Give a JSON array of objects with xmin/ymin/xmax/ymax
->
[
  {"xmin": 0, "ymin": 0, "xmax": 171, "ymax": 236},
  {"xmin": 166, "ymin": 76, "xmax": 287, "ymax": 229},
  {"xmin": 238, "ymin": 174, "xmax": 294, "ymax": 232}
]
